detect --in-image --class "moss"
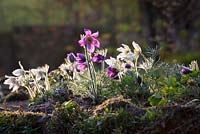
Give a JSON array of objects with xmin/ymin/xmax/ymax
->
[
  {"xmin": 0, "ymin": 98, "xmax": 200, "ymax": 133},
  {"xmin": 80, "ymin": 104, "xmax": 200, "ymax": 134},
  {"xmin": 0, "ymin": 111, "xmax": 49, "ymax": 134}
]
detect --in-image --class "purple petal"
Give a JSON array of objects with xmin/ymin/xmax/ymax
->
[
  {"xmin": 91, "ymin": 31, "xmax": 99, "ymax": 38},
  {"xmin": 92, "ymin": 39, "xmax": 100, "ymax": 48},
  {"xmin": 87, "ymin": 44, "xmax": 95, "ymax": 53},
  {"xmin": 77, "ymin": 63, "xmax": 87, "ymax": 72},
  {"xmin": 181, "ymin": 66, "xmax": 192, "ymax": 75},
  {"xmin": 67, "ymin": 52, "xmax": 75, "ymax": 63},
  {"xmin": 106, "ymin": 67, "xmax": 119, "ymax": 79},
  {"xmin": 91, "ymin": 54, "xmax": 105, "ymax": 63},
  {"xmin": 76, "ymin": 53, "xmax": 86, "ymax": 63},
  {"xmin": 84, "ymin": 29, "xmax": 92, "ymax": 35},
  {"xmin": 78, "ymin": 38, "xmax": 85, "ymax": 46},
  {"xmin": 91, "ymin": 56, "xmax": 99, "ymax": 62}
]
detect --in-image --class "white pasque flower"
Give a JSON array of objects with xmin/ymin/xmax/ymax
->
[
  {"xmin": 132, "ymin": 41, "xmax": 142, "ymax": 59},
  {"xmin": 12, "ymin": 61, "xmax": 25, "ymax": 77},
  {"xmin": 59, "ymin": 63, "xmax": 74, "ymax": 78},
  {"xmin": 105, "ymin": 57, "xmax": 117, "ymax": 67},
  {"xmin": 189, "ymin": 60, "xmax": 199, "ymax": 71},
  {"xmin": 4, "ymin": 75, "xmax": 20, "ymax": 92},
  {"xmin": 117, "ymin": 44, "xmax": 135, "ymax": 61},
  {"xmin": 31, "ymin": 64, "xmax": 49, "ymax": 81}
]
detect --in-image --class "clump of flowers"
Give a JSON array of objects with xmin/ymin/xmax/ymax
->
[
  {"xmin": 4, "ymin": 62, "xmax": 50, "ymax": 99},
  {"xmin": 3, "ymin": 28, "xmax": 200, "ymax": 106}
]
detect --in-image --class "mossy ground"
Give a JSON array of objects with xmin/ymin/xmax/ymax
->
[{"xmin": 0, "ymin": 94, "xmax": 200, "ymax": 134}]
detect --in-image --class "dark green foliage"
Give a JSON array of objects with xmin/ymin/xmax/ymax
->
[
  {"xmin": 50, "ymin": 100, "xmax": 84, "ymax": 133},
  {"xmin": 148, "ymin": 67, "xmax": 200, "ymax": 106}
]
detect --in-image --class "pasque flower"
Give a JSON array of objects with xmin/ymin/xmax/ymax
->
[
  {"xmin": 78, "ymin": 29, "xmax": 100, "ymax": 53},
  {"xmin": 91, "ymin": 54, "xmax": 106, "ymax": 63},
  {"xmin": 59, "ymin": 63, "xmax": 74, "ymax": 78},
  {"xmin": 181, "ymin": 66, "xmax": 192, "ymax": 75},
  {"xmin": 31, "ymin": 64, "xmax": 49, "ymax": 81},
  {"xmin": 12, "ymin": 61, "xmax": 25, "ymax": 77},
  {"xmin": 76, "ymin": 53, "xmax": 86, "ymax": 64},
  {"xmin": 106, "ymin": 67, "xmax": 119, "ymax": 79},
  {"xmin": 4, "ymin": 76, "xmax": 20, "ymax": 92},
  {"xmin": 67, "ymin": 52, "xmax": 75, "ymax": 63},
  {"xmin": 117, "ymin": 44, "xmax": 135, "ymax": 61},
  {"xmin": 76, "ymin": 53, "xmax": 87, "ymax": 72},
  {"xmin": 105, "ymin": 57, "xmax": 117, "ymax": 67},
  {"xmin": 132, "ymin": 41, "xmax": 142, "ymax": 60}
]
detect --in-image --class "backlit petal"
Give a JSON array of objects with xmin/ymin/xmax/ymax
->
[
  {"xmin": 91, "ymin": 31, "xmax": 99, "ymax": 38},
  {"xmin": 84, "ymin": 29, "xmax": 92, "ymax": 35}
]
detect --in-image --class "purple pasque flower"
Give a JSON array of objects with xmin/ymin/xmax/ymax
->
[
  {"xmin": 76, "ymin": 63, "xmax": 88, "ymax": 72},
  {"xmin": 106, "ymin": 67, "xmax": 119, "ymax": 79},
  {"xmin": 78, "ymin": 29, "xmax": 100, "ymax": 53},
  {"xmin": 91, "ymin": 54, "xmax": 106, "ymax": 63},
  {"xmin": 67, "ymin": 52, "xmax": 75, "ymax": 63},
  {"xmin": 181, "ymin": 66, "xmax": 192, "ymax": 75},
  {"xmin": 76, "ymin": 53, "xmax": 86, "ymax": 64}
]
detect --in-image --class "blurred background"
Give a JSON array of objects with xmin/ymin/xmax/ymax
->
[{"xmin": 0, "ymin": 0, "xmax": 200, "ymax": 76}]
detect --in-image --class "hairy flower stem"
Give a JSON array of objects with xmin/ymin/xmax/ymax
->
[
  {"xmin": 135, "ymin": 58, "xmax": 138, "ymax": 73},
  {"xmin": 84, "ymin": 47, "xmax": 97, "ymax": 98},
  {"xmin": 24, "ymin": 85, "xmax": 35, "ymax": 99},
  {"xmin": 141, "ymin": 53, "xmax": 148, "ymax": 62}
]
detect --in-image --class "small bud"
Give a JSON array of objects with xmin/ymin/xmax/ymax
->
[
  {"xmin": 136, "ymin": 75, "xmax": 142, "ymax": 85},
  {"xmin": 125, "ymin": 63, "xmax": 131, "ymax": 69}
]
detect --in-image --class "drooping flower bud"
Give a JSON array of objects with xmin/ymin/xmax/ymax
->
[
  {"xmin": 125, "ymin": 63, "xmax": 131, "ymax": 69},
  {"xmin": 67, "ymin": 53, "xmax": 75, "ymax": 63},
  {"xmin": 106, "ymin": 67, "xmax": 119, "ymax": 79},
  {"xmin": 91, "ymin": 54, "xmax": 106, "ymax": 63},
  {"xmin": 136, "ymin": 75, "xmax": 142, "ymax": 85},
  {"xmin": 181, "ymin": 66, "xmax": 192, "ymax": 75}
]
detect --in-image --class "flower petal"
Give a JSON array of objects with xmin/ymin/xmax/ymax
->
[
  {"xmin": 121, "ymin": 44, "xmax": 130, "ymax": 50},
  {"xmin": 92, "ymin": 39, "xmax": 100, "ymax": 48},
  {"xmin": 78, "ymin": 38, "xmax": 85, "ymax": 46},
  {"xmin": 77, "ymin": 63, "xmax": 87, "ymax": 72},
  {"xmin": 116, "ymin": 47, "xmax": 124, "ymax": 52},
  {"xmin": 106, "ymin": 67, "xmax": 119, "ymax": 79},
  {"xmin": 87, "ymin": 44, "xmax": 95, "ymax": 53},
  {"xmin": 4, "ymin": 78, "xmax": 13, "ymax": 85},
  {"xmin": 76, "ymin": 53, "xmax": 86, "ymax": 63},
  {"xmin": 91, "ymin": 31, "xmax": 99, "ymax": 38},
  {"xmin": 84, "ymin": 29, "xmax": 92, "ymax": 35},
  {"xmin": 132, "ymin": 41, "xmax": 142, "ymax": 52},
  {"xmin": 105, "ymin": 57, "xmax": 117, "ymax": 67},
  {"xmin": 12, "ymin": 69, "xmax": 24, "ymax": 76},
  {"xmin": 12, "ymin": 85, "xmax": 19, "ymax": 92}
]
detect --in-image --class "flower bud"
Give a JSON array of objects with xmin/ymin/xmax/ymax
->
[
  {"xmin": 136, "ymin": 75, "xmax": 142, "ymax": 85},
  {"xmin": 181, "ymin": 66, "xmax": 192, "ymax": 75},
  {"xmin": 67, "ymin": 53, "xmax": 75, "ymax": 63}
]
